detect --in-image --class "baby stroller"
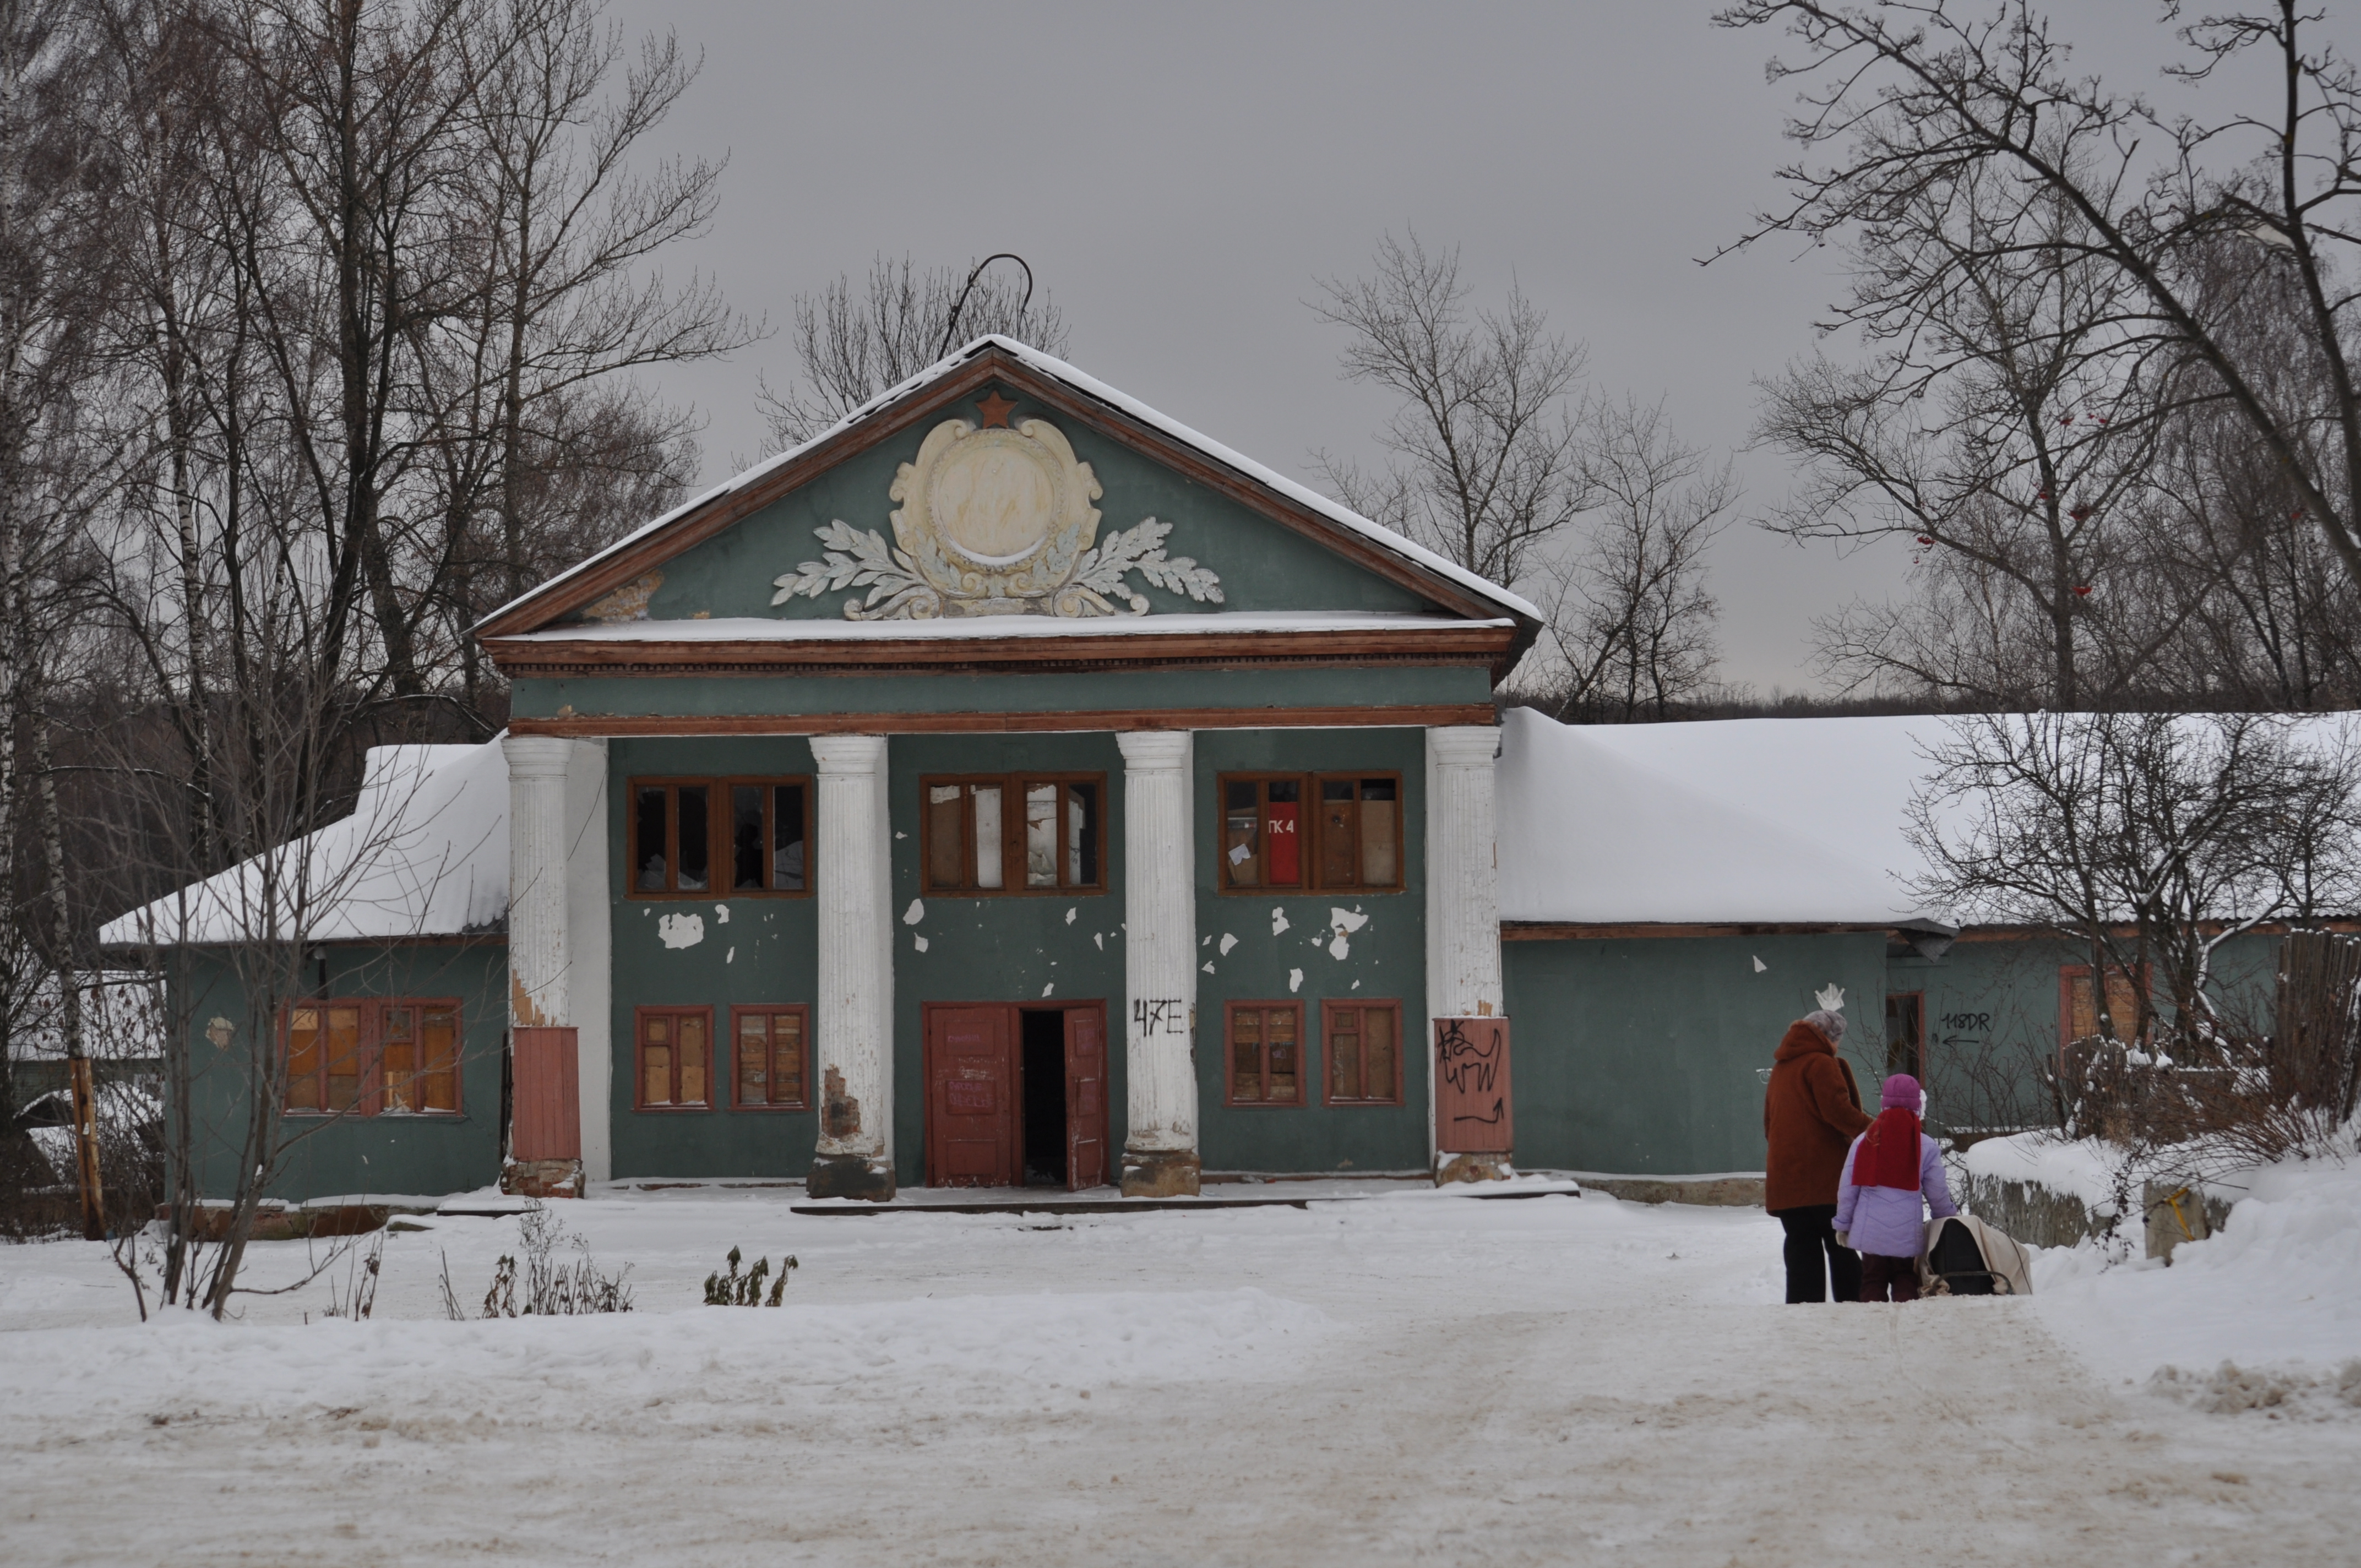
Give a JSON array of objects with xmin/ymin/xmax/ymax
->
[{"xmin": 1919, "ymin": 1213, "xmax": 2034, "ymax": 1297}]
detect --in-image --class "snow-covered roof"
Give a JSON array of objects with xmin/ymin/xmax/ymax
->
[
  {"xmin": 1498, "ymin": 708, "xmax": 1953, "ymax": 927},
  {"xmin": 99, "ymin": 743, "xmax": 508, "ymax": 948},
  {"xmin": 482, "ymin": 335, "xmax": 1541, "ymax": 631},
  {"xmin": 497, "ymin": 610, "xmax": 1513, "ymax": 645}
]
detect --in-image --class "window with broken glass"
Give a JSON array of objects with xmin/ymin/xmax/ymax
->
[
  {"xmin": 920, "ymin": 773, "xmax": 1104, "ymax": 895},
  {"xmin": 284, "ymin": 1000, "xmax": 461, "ymax": 1116},
  {"xmin": 629, "ymin": 776, "xmax": 809, "ymax": 899},
  {"xmin": 731, "ymin": 1005, "xmax": 809, "ymax": 1110},
  {"xmin": 635, "ymin": 1006, "xmax": 712, "ymax": 1110},
  {"xmin": 1219, "ymin": 772, "xmax": 1401, "ymax": 893},
  {"xmin": 1225, "ymin": 1000, "xmax": 1306, "ymax": 1108},
  {"xmin": 1322, "ymin": 999, "xmax": 1403, "ymax": 1106}
]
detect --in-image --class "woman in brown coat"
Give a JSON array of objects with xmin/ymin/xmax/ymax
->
[{"xmin": 1762, "ymin": 1009, "xmax": 1872, "ymax": 1303}]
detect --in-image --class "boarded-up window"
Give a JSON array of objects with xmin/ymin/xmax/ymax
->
[
  {"xmin": 636, "ymin": 1008, "xmax": 712, "ymax": 1109},
  {"xmin": 2061, "ymin": 965, "xmax": 2147, "ymax": 1047},
  {"xmin": 921, "ymin": 774, "xmax": 1103, "ymax": 895},
  {"xmin": 1323, "ymin": 1000, "xmax": 1403, "ymax": 1106},
  {"xmin": 631, "ymin": 776, "xmax": 809, "ymax": 898},
  {"xmin": 1221, "ymin": 773, "xmax": 1401, "ymax": 892},
  {"xmin": 282, "ymin": 999, "xmax": 463, "ymax": 1116},
  {"xmin": 1226, "ymin": 1001, "xmax": 1305, "ymax": 1107},
  {"xmin": 732, "ymin": 1006, "xmax": 809, "ymax": 1109}
]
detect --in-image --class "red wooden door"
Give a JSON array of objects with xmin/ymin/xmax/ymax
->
[
  {"xmin": 1433, "ymin": 1016, "xmax": 1513, "ymax": 1153},
  {"xmin": 1064, "ymin": 1005, "xmax": 1108, "ymax": 1191},
  {"xmin": 925, "ymin": 1004, "xmax": 1016, "ymax": 1187},
  {"xmin": 510, "ymin": 1026, "xmax": 580, "ymax": 1161}
]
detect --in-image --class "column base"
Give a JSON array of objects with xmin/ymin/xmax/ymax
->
[
  {"xmin": 808, "ymin": 1152, "xmax": 896, "ymax": 1202},
  {"xmin": 502, "ymin": 1158, "xmax": 583, "ymax": 1199},
  {"xmin": 1120, "ymin": 1147, "xmax": 1201, "ymax": 1198},
  {"xmin": 1434, "ymin": 1152, "xmax": 1514, "ymax": 1186}
]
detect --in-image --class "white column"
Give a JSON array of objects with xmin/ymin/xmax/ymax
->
[
  {"xmin": 503, "ymin": 736, "xmax": 574, "ymax": 1031},
  {"xmin": 1117, "ymin": 729, "xmax": 1199, "ymax": 1196},
  {"xmin": 562, "ymin": 741, "xmax": 612, "ymax": 1184},
  {"xmin": 809, "ymin": 734, "xmax": 895, "ymax": 1200},
  {"xmin": 1426, "ymin": 726, "xmax": 1505, "ymax": 1181}
]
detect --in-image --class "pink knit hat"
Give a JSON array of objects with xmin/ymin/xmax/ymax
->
[{"xmin": 1881, "ymin": 1072, "xmax": 1921, "ymax": 1109}]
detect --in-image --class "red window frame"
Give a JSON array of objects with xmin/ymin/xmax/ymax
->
[
  {"xmin": 628, "ymin": 776, "xmax": 811, "ymax": 900},
  {"xmin": 1218, "ymin": 772, "xmax": 1404, "ymax": 894},
  {"xmin": 634, "ymin": 1005, "xmax": 715, "ymax": 1110},
  {"xmin": 1223, "ymin": 1000, "xmax": 1308, "ymax": 1108},
  {"xmin": 729, "ymin": 1005, "xmax": 811, "ymax": 1111},
  {"xmin": 919, "ymin": 772, "xmax": 1107, "ymax": 896},
  {"xmin": 1321, "ymin": 999, "xmax": 1405, "ymax": 1106},
  {"xmin": 281, "ymin": 998, "xmax": 464, "ymax": 1118}
]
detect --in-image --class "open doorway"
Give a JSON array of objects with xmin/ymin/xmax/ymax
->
[{"xmin": 1019, "ymin": 1010, "xmax": 1067, "ymax": 1186}]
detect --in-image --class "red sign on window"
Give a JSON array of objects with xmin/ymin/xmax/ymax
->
[
  {"xmin": 1267, "ymin": 801, "xmax": 1299, "ymax": 884},
  {"xmin": 1433, "ymin": 1017, "xmax": 1511, "ymax": 1153}
]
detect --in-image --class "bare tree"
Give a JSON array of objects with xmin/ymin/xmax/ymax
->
[
  {"xmin": 1313, "ymin": 232, "xmax": 1591, "ymax": 588},
  {"xmin": 1717, "ymin": 0, "xmax": 2361, "ymax": 614},
  {"xmin": 760, "ymin": 254, "xmax": 1066, "ymax": 450},
  {"xmin": 1530, "ymin": 398, "xmax": 1733, "ymax": 721}
]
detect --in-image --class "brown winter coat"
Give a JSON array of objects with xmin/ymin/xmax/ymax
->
[{"xmin": 1762, "ymin": 1020, "xmax": 1872, "ymax": 1212}]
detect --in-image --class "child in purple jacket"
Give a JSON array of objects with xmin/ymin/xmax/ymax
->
[{"xmin": 1834, "ymin": 1073, "xmax": 1957, "ymax": 1303}]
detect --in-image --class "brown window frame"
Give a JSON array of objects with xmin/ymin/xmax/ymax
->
[
  {"xmin": 281, "ymin": 998, "xmax": 465, "ymax": 1118},
  {"xmin": 728, "ymin": 1004, "xmax": 811, "ymax": 1112},
  {"xmin": 1321, "ymin": 998, "xmax": 1405, "ymax": 1107},
  {"xmin": 918, "ymin": 771, "xmax": 1108, "ymax": 897},
  {"xmin": 1223, "ymin": 999, "xmax": 1309, "ymax": 1109},
  {"xmin": 2059, "ymin": 963, "xmax": 2151, "ymax": 1057},
  {"xmin": 628, "ymin": 775, "xmax": 812, "ymax": 900},
  {"xmin": 1217, "ymin": 771, "xmax": 1405, "ymax": 895},
  {"xmin": 633, "ymin": 1005, "xmax": 716, "ymax": 1111}
]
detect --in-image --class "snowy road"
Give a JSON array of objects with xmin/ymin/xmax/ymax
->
[{"xmin": 3, "ymin": 1186, "xmax": 2357, "ymax": 1565}]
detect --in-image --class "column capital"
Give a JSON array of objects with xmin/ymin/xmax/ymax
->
[
  {"xmin": 501, "ymin": 733, "xmax": 575, "ymax": 779},
  {"xmin": 810, "ymin": 733, "xmax": 888, "ymax": 774},
  {"xmin": 1117, "ymin": 729, "xmax": 1193, "ymax": 768},
  {"xmin": 1428, "ymin": 726, "xmax": 1500, "ymax": 767}
]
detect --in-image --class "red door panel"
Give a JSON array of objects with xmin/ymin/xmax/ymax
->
[
  {"xmin": 1064, "ymin": 1005, "xmax": 1108, "ymax": 1191},
  {"xmin": 1433, "ymin": 1016, "xmax": 1513, "ymax": 1154},
  {"xmin": 925, "ymin": 1005, "xmax": 1015, "ymax": 1188}
]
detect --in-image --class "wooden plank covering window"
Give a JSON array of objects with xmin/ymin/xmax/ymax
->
[
  {"xmin": 282, "ymin": 999, "xmax": 464, "ymax": 1117},
  {"xmin": 920, "ymin": 773, "xmax": 1105, "ymax": 895},
  {"xmin": 635, "ymin": 1007, "xmax": 712, "ymax": 1109},
  {"xmin": 731, "ymin": 1005, "xmax": 809, "ymax": 1110},
  {"xmin": 2060, "ymin": 964, "xmax": 2147, "ymax": 1049},
  {"xmin": 1323, "ymin": 1000, "xmax": 1403, "ymax": 1106},
  {"xmin": 1225, "ymin": 1001, "xmax": 1305, "ymax": 1107},
  {"xmin": 1220, "ymin": 772, "xmax": 1402, "ymax": 893}
]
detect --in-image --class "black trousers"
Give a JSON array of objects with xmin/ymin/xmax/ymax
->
[{"xmin": 1775, "ymin": 1204, "xmax": 1862, "ymax": 1304}]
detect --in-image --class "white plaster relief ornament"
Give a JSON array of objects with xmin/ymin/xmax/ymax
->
[{"xmin": 771, "ymin": 406, "xmax": 1222, "ymax": 619}]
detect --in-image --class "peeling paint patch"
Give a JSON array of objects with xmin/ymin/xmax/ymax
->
[
  {"xmin": 1065, "ymin": 907, "xmax": 1077, "ymax": 925},
  {"xmin": 822, "ymin": 1067, "xmax": 861, "ymax": 1139},
  {"xmin": 913, "ymin": 934, "xmax": 929, "ymax": 952},
  {"xmin": 1270, "ymin": 907, "xmax": 1290, "ymax": 937},
  {"xmin": 1288, "ymin": 967, "xmax": 1303, "ymax": 994},
  {"xmin": 1352, "ymin": 979, "xmax": 1361, "ymax": 989},
  {"xmin": 1327, "ymin": 906, "xmax": 1368, "ymax": 960},
  {"xmin": 714, "ymin": 903, "xmax": 730, "ymax": 924},
  {"xmin": 1753, "ymin": 955, "xmax": 1767, "ymax": 972},
  {"xmin": 1201, "ymin": 934, "xmax": 1212, "ymax": 946},
  {"xmin": 1201, "ymin": 961, "xmax": 1215, "ymax": 973},
  {"xmin": 1218, "ymin": 933, "xmax": 1238, "ymax": 956},
  {"xmin": 727, "ymin": 947, "xmax": 736, "ymax": 963},
  {"xmin": 1093, "ymin": 932, "xmax": 1104, "ymax": 950},
  {"xmin": 1041, "ymin": 982, "xmax": 1056, "ymax": 998},
  {"xmin": 509, "ymin": 973, "xmax": 548, "ymax": 1028},
  {"xmin": 657, "ymin": 912, "xmax": 705, "ymax": 949},
  {"xmin": 903, "ymin": 899, "xmax": 926, "ymax": 925}
]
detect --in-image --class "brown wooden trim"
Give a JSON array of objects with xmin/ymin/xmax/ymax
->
[
  {"xmin": 633, "ymin": 1005, "xmax": 716, "ymax": 1111},
  {"xmin": 1320, "ymin": 998, "xmax": 1406, "ymax": 1107},
  {"xmin": 916, "ymin": 771, "xmax": 1110, "ymax": 899},
  {"xmin": 1499, "ymin": 921, "xmax": 1899, "ymax": 941},
  {"xmin": 1214, "ymin": 770, "xmax": 1406, "ymax": 896},
  {"xmin": 624, "ymin": 774, "xmax": 813, "ymax": 901},
  {"xmin": 727, "ymin": 1004, "xmax": 811, "ymax": 1112},
  {"xmin": 1222, "ymin": 999, "xmax": 1309, "ymax": 1109},
  {"xmin": 482, "ymin": 624, "xmax": 1517, "ymax": 680},
  {"xmin": 514, "ymin": 703, "xmax": 1497, "ymax": 738},
  {"xmin": 477, "ymin": 345, "xmax": 1533, "ymax": 640},
  {"xmin": 280, "ymin": 997, "xmax": 466, "ymax": 1120}
]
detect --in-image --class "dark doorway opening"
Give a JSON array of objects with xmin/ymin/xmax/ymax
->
[
  {"xmin": 1885, "ymin": 993, "xmax": 1924, "ymax": 1081},
  {"xmin": 1019, "ymin": 1009, "xmax": 1067, "ymax": 1186}
]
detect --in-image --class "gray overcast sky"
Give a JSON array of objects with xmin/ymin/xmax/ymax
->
[{"xmin": 597, "ymin": 2, "xmax": 2089, "ymax": 691}]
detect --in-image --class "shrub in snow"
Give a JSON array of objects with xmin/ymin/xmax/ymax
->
[
  {"xmin": 440, "ymin": 1204, "xmax": 633, "ymax": 1317},
  {"xmin": 704, "ymin": 1245, "xmax": 795, "ymax": 1306}
]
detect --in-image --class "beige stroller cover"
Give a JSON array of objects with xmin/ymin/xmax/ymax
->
[{"xmin": 1919, "ymin": 1213, "xmax": 2034, "ymax": 1297}]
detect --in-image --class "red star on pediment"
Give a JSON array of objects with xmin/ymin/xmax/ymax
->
[{"xmin": 975, "ymin": 391, "xmax": 1018, "ymax": 428}]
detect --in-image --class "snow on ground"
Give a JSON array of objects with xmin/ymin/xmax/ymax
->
[{"xmin": 5, "ymin": 1184, "xmax": 2360, "ymax": 1565}]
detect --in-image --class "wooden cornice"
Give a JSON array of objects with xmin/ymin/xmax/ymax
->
[
  {"xmin": 480, "ymin": 622, "xmax": 1517, "ymax": 680},
  {"xmin": 509, "ymin": 702, "xmax": 1497, "ymax": 739},
  {"xmin": 475, "ymin": 344, "xmax": 1536, "ymax": 661}
]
